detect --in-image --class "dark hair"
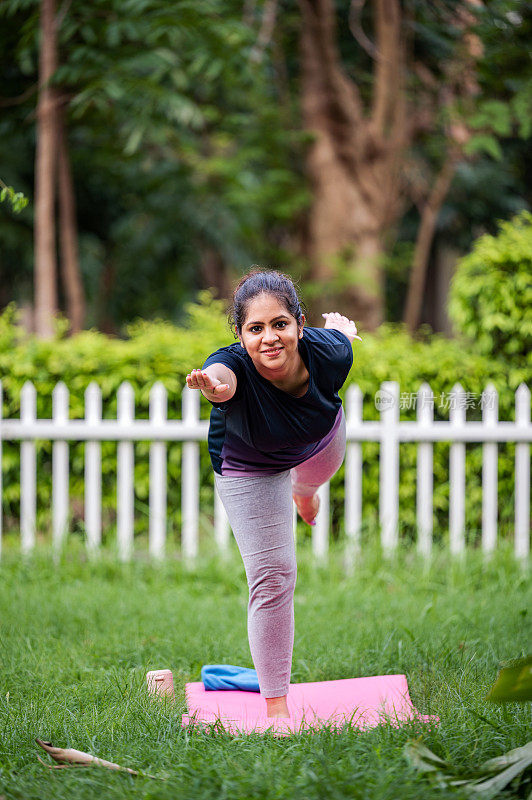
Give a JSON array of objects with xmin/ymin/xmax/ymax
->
[{"xmin": 229, "ymin": 269, "xmax": 305, "ymax": 334}]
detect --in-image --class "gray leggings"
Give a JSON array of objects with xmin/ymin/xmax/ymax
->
[{"xmin": 214, "ymin": 409, "xmax": 346, "ymax": 698}]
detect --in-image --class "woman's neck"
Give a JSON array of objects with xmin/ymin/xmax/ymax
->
[{"xmin": 258, "ymin": 352, "xmax": 309, "ymax": 397}]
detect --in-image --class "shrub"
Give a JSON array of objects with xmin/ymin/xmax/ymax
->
[
  {"xmin": 448, "ymin": 210, "xmax": 532, "ymax": 367},
  {"xmin": 0, "ymin": 293, "xmax": 527, "ymax": 551}
]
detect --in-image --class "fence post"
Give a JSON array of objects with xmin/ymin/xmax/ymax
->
[
  {"xmin": 117, "ymin": 382, "xmax": 135, "ymax": 561},
  {"xmin": 344, "ymin": 384, "xmax": 362, "ymax": 572},
  {"xmin": 449, "ymin": 383, "xmax": 466, "ymax": 556},
  {"xmin": 482, "ymin": 383, "xmax": 498, "ymax": 555},
  {"xmin": 85, "ymin": 382, "xmax": 102, "ymax": 554},
  {"xmin": 313, "ymin": 480, "xmax": 329, "ymax": 562},
  {"xmin": 214, "ymin": 481, "xmax": 230, "ymax": 556},
  {"xmin": 181, "ymin": 386, "xmax": 199, "ymax": 560},
  {"xmin": 52, "ymin": 382, "xmax": 69, "ymax": 551},
  {"xmin": 149, "ymin": 382, "xmax": 167, "ymax": 560},
  {"xmin": 417, "ymin": 383, "xmax": 434, "ymax": 558},
  {"xmin": 515, "ymin": 383, "xmax": 530, "ymax": 560},
  {"xmin": 20, "ymin": 381, "xmax": 36, "ymax": 554},
  {"xmin": 379, "ymin": 381, "xmax": 399, "ymax": 553}
]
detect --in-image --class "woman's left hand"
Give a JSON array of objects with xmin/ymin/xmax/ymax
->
[{"xmin": 322, "ymin": 312, "xmax": 362, "ymax": 343}]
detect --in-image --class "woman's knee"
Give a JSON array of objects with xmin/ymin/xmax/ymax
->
[{"xmin": 248, "ymin": 558, "xmax": 297, "ymax": 609}]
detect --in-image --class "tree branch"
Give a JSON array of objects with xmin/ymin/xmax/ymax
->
[
  {"xmin": 403, "ymin": 150, "xmax": 460, "ymax": 332},
  {"xmin": 348, "ymin": 0, "xmax": 379, "ymax": 60},
  {"xmin": 249, "ymin": 0, "xmax": 278, "ymax": 64},
  {"xmin": 0, "ymin": 84, "xmax": 38, "ymax": 108},
  {"xmin": 299, "ymin": 0, "xmax": 364, "ymax": 128}
]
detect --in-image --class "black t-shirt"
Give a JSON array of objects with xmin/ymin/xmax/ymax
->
[{"xmin": 202, "ymin": 326, "xmax": 353, "ymax": 475}]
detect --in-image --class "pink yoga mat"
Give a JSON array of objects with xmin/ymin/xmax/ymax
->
[{"xmin": 182, "ymin": 674, "xmax": 439, "ymax": 736}]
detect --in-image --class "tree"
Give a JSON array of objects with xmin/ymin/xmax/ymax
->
[
  {"xmin": 2, "ymin": 0, "xmax": 307, "ymax": 333},
  {"xmin": 1, "ymin": 0, "xmax": 529, "ymax": 333},
  {"xmin": 297, "ymin": 0, "xmax": 530, "ymax": 331},
  {"xmin": 34, "ymin": 0, "xmax": 59, "ymax": 338}
]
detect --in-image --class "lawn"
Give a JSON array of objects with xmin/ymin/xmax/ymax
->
[{"xmin": 0, "ymin": 539, "xmax": 530, "ymax": 799}]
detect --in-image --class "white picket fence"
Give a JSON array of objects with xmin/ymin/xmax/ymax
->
[{"xmin": 0, "ymin": 379, "xmax": 530, "ymax": 562}]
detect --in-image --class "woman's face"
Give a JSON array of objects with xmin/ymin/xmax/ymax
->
[{"xmin": 238, "ymin": 293, "xmax": 304, "ymax": 374}]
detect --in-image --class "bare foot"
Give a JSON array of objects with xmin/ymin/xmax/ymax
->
[
  {"xmin": 266, "ymin": 696, "xmax": 290, "ymax": 718},
  {"xmin": 293, "ymin": 493, "xmax": 320, "ymax": 525}
]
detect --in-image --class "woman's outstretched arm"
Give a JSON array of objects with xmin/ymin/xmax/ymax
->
[
  {"xmin": 186, "ymin": 363, "xmax": 237, "ymax": 404},
  {"xmin": 322, "ymin": 312, "xmax": 362, "ymax": 343}
]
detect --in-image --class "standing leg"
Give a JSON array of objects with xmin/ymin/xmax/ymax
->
[
  {"xmin": 214, "ymin": 470, "xmax": 296, "ymax": 716},
  {"xmin": 291, "ymin": 408, "xmax": 346, "ymax": 522}
]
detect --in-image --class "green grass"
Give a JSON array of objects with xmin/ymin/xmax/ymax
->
[{"xmin": 0, "ymin": 539, "xmax": 530, "ymax": 799}]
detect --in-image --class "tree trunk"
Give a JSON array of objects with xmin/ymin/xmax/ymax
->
[
  {"xmin": 57, "ymin": 103, "xmax": 85, "ymax": 334},
  {"xmin": 199, "ymin": 248, "xmax": 233, "ymax": 300},
  {"xmin": 299, "ymin": 0, "xmax": 407, "ymax": 331},
  {"xmin": 302, "ymin": 124, "xmax": 386, "ymax": 327},
  {"xmin": 403, "ymin": 151, "xmax": 459, "ymax": 332},
  {"xmin": 34, "ymin": 0, "xmax": 59, "ymax": 339}
]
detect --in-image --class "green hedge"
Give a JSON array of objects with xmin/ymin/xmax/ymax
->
[
  {"xmin": 0, "ymin": 292, "xmax": 528, "ymax": 550},
  {"xmin": 448, "ymin": 210, "xmax": 532, "ymax": 366}
]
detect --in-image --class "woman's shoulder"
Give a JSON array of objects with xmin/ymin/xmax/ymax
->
[
  {"xmin": 301, "ymin": 327, "xmax": 353, "ymax": 384},
  {"xmin": 205, "ymin": 341, "xmax": 242, "ymax": 358},
  {"xmin": 302, "ymin": 326, "xmax": 352, "ymax": 351},
  {"xmin": 202, "ymin": 342, "xmax": 249, "ymax": 373}
]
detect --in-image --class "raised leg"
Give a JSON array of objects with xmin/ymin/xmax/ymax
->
[{"xmin": 291, "ymin": 409, "xmax": 346, "ymax": 522}]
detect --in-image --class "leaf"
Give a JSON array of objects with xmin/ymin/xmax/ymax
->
[
  {"xmin": 124, "ymin": 127, "xmax": 144, "ymax": 155},
  {"xmin": 486, "ymin": 654, "xmax": 532, "ymax": 702},
  {"xmin": 469, "ymin": 101, "xmax": 512, "ymax": 137},
  {"xmin": 465, "ymin": 744, "xmax": 532, "ymax": 798},
  {"xmin": 0, "ymin": 184, "xmax": 28, "ymax": 213},
  {"xmin": 405, "ymin": 740, "xmax": 532, "ymax": 798},
  {"xmin": 464, "ymin": 134, "xmax": 503, "ymax": 161},
  {"xmin": 511, "ymin": 90, "xmax": 532, "ymax": 139},
  {"xmin": 404, "ymin": 741, "xmax": 448, "ymax": 774}
]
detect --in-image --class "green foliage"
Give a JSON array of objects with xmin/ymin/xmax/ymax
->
[
  {"xmin": 0, "ymin": 0, "xmax": 308, "ymax": 326},
  {"xmin": 448, "ymin": 211, "xmax": 532, "ymax": 365},
  {"xmin": 333, "ymin": 321, "xmax": 528, "ymax": 544},
  {"xmin": 486, "ymin": 654, "xmax": 532, "ymax": 703},
  {"xmin": 0, "ymin": 292, "xmax": 233, "ymax": 541},
  {"xmin": 0, "ymin": 292, "xmax": 528, "ymax": 547},
  {"xmin": 465, "ymin": 88, "xmax": 532, "ymax": 160},
  {"xmin": 0, "ymin": 181, "xmax": 28, "ymax": 213},
  {"xmin": 3, "ymin": 0, "xmax": 531, "ymax": 331}
]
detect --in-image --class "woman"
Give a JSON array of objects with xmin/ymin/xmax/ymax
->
[{"xmin": 186, "ymin": 270, "xmax": 360, "ymax": 719}]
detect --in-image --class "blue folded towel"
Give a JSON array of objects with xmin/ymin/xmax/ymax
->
[{"xmin": 201, "ymin": 664, "xmax": 260, "ymax": 692}]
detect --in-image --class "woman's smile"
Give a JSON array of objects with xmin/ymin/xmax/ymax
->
[{"xmin": 262, "ymin": 346, "xmax": 283, "ymax": 357}]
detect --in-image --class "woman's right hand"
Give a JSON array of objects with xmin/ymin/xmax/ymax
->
[{"xmin": 186, "ymin": 369, "xmax": 231, "ymax": 402}]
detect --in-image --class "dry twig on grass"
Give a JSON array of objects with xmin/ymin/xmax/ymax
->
[{"xmin": 35, "ymin": 739, "xmax": 162, "ymax": 779}]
